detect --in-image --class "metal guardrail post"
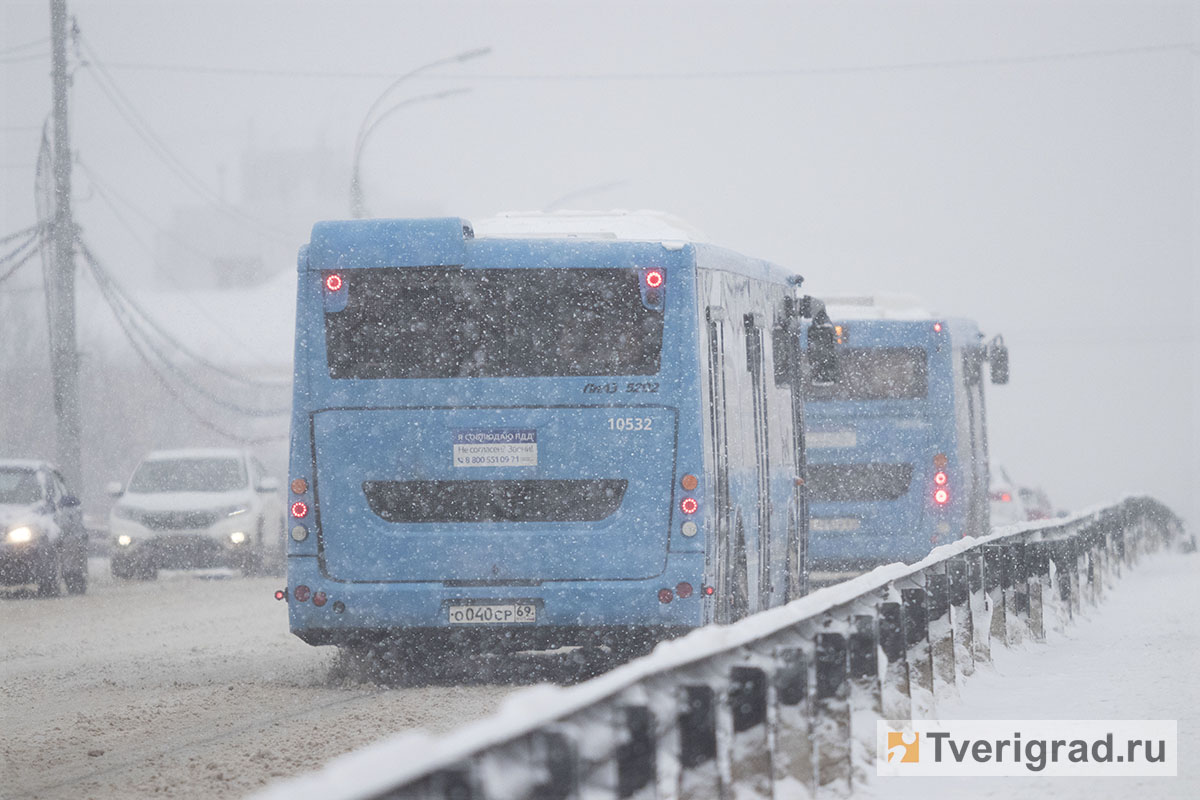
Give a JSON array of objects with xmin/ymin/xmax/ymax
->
[
  {"xmin": 848, "ymin": 614, "xmax": 881, "ymax": 784},
  {"xmin": 1025, "ymin": 541, "xmax": 1049, "ymax": 640},
  {"xmin": 900, "ymin": 587, "xmax": 934, "ymax": 719},
  {"xmin": 924, "ymin": 570, "xmax": 957, "ymax": 699},
  {"xmin": 727, "ymin": 667, "xmax": 771, "ymax": 799},
  {"xmin": 877, "ymin": 601, "xmax": 910, "ymax": 722},
  {"xmin": 946, "ymin": 555, "xmax": 974, "ymax": 676},
  {"xmin": 1003, "ymin": 541, "xmax": 1029, "ymax": 644},
  {"xmin": 982, "ymin": 544, "xmax": 1007, "ymax": 648},
  {"xmin": 616, "ymin": 706, "xmax": 656, "ymax": 799},
  {"xmin": 677, "ymin": 685, "xmax": 720, "ymax": 800},
  {"xmin": 771, "ymin": 647, "xmax": 814, "ymax": 799},
  {"xmin": 814, "ymin": 633, "xmax": 851, "ymax": 792},
  {"xmin": 966, "ymin": 549, "xmax": 991, "ymax": 664}
]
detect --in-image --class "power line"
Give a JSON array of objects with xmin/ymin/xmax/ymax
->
[
  {"xmin": 0, "ymin": 36, "xmax": 50, "ymax": 56},
  {"xmin": 0, "ymin": 51, "xmax": 49, "ymax": 65},
  {"xmin": 75, "ymin": 33, "xmax": 295, "ymax": 247},
  {"xmin": 96, "ymin": 41, "xmax": 1197, "ymax": 81},
  {"xmin": 0, "ymin": 229, "xmax": 46, "ymax": 284},
  {"xmin": 77, "ymin": 239, "xmax": 292, "ymax": 389},
  {"xmin": 0, "ymin": 222, "xmax": 45, "ymax": 247},
  {"xmin": 78, "ymin": 238, "xmax": 290, "ymax": 444}
]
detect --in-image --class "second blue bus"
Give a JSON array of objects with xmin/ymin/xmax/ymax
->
[{"xmin": 802, "ymin": 297, "xmax": 1008, "ymax": 579}]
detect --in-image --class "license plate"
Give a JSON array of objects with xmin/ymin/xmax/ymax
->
[{"xmin": 447, "ymin": 603, "xmax": 537, "ymax": 625}]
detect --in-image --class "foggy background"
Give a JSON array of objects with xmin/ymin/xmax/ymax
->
[{"xmin": 1, "ymin": 1, "xmax": 1196, "ymax": 528}]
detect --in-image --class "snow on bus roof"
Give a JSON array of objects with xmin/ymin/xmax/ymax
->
[
  {"xmin": 823, "ymin": 293, "xmax": 934, "ymax": 320},
  {"xmin": 473, "ymin": 209, "xmax": 706, "ymax": 247}
]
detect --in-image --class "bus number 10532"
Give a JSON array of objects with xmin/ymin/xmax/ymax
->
[{"xmin": 609, "ymin": 417, "xmax": 653, "ymax": 431}]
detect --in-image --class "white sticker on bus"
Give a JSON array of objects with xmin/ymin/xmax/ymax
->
[
  {"xmin": 452, "ymin": 428, "xmax": 538, "ymax": 468},
  {"xmin": 808, "ymin": 430, "xmax": 857, "ymax": 449}
]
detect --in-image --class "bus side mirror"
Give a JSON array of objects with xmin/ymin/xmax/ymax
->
[
  {"xmin": 807, "ymin": 323, "xmax": 839, "ymax": 384},
  {"xmin": 989, "ymin": 336, "xmax": 1009, "ymax": 384}
]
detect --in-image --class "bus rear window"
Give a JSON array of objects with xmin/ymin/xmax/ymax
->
[
  {"xmin": 805, "ymin": 347, "xmax": 927, "ymax": 400},
  {"xmin": 324, "ymin": 267, "xmax": 664, "ymax": 379}
]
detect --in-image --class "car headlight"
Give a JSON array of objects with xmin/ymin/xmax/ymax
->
[
  {"xmin": 229, "ymin": 531, "xmax": 246, "ymax": 545},
  {"xmin": 6, "ymin": 526, "xmax": 35, "ymax": 544},
  {"xmin": 116, "ymin": 534, "xmax": 133, "ymax": 547}
]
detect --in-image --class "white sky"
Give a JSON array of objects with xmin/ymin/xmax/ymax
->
[{"xmin": 2, "ymin": 0, "xmax": 1197, "ymax": 526}]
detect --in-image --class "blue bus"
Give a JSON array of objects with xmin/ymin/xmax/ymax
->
[
  {"xmin": 282, "ymin": 215, "xmax": 836, "ymax": 662},
  {"xmin": 801, "ymin": 297, "xmax": 1008, "ymax": 580}
]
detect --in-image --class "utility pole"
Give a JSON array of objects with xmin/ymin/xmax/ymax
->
[{"xmin": 47, "ymin": 0, "xmax": 82, "ymax": 489}]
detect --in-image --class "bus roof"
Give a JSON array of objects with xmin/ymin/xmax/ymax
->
[
  {"xmin": 823, "ymin": 293, "xmax": 934, "ymax": 320},
  {"xmin": 473, "ymin": 210, "xmax": 705, "ymax": 244}
]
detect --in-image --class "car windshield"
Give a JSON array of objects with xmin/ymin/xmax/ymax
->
[
  {"xmin": 127, "ymin": 458, "xmax": 246, "ymax": 493},
  {"xmin": 0, "ymin": 469, "xmax": 42, "ymax": 504}
]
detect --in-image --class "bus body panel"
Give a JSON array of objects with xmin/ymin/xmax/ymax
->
[{"xmin": 310, "ymin": 405, "xmax": 677, "ymax": 582}]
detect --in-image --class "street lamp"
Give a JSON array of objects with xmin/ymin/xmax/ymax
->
[
  {"xmin": 349, "ymin": 47, "xmax": 490, "ymax": 218},
  {"xmin": 349, "ymin": 88, "xmax": 472, "ymax": 219}
]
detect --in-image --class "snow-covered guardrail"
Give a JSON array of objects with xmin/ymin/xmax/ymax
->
[{"xmin": 255, "ymin": 496, "xmax": 1183, "ymax": 800}]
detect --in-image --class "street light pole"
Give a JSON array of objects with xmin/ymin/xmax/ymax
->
[{"xmin": 349, "ymin": 47, "xmax": 490, "ymax": 218}]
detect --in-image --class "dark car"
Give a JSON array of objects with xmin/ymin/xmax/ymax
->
[{"xmin": 0, "ymin": 460, "xmax": 88, "ymax": 595}]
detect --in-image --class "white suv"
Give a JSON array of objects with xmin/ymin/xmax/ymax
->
[{"xmin": 109, "ymin": 448, "xmax": 283, "ymax": 579}]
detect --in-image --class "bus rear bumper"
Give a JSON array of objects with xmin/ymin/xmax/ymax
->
[{"xmin": 284, "ymin": 554, "xmax": 706, "ymax": 649}]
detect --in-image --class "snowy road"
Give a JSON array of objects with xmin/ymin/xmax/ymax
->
[{"xmin": 0, "ymin": 561, "xmax": 526, "ymax": 799}]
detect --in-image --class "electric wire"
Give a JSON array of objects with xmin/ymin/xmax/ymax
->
[
  {"xmin": 78, "ymin": 239, "xmax": 289, "ymax": 444},
  {"xmin": 0, "ymin": 36, "xmax": 50, "ymax": 56},
  {"xmin": 0, "ymin": 230, "xmax": 46, "ymax": 284},
  {"xmin": 96, "ymin": 41, "xmax": 1197, "ymax": 81},
  {"xmin": 75, "ymin": 33, "xmax": 295, "ymax": 247},
  {"xmin": 76, "ymin": 158, "xmax": 283, "ymax": 365},
  {"xmin": 76, "ymin": 239, "xmax": 291, "ymax": 389}
]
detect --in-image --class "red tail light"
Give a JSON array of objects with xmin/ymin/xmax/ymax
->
[
  {"xmin": 934, "ymin": 488, "xmax": 949, "ymax": 505},
  {"xmin": 934, "ymin": 471, "xmax": 948, "ymax": 486},
  {"xmin": 675, "ymin": 582, "xmax": 694, "ymax": 599},
  {"xmin": 680, "ymin": 497, "xmax": 698, "ymax": 515},
  {"xmin": 293, "ymin": 585, "xmax": 311, "ymax": 602},
  {"xmin": 325, "ymin": 273, "xmax": 343, "ymax": 292},
  {"xmin": 644, "ymin": 269, "xmax": 664, "ymax": 288},
  {"xmin": 290, "ymin": 501, "xmax": 308, "ymax": 519},
  {"xmin": 312, "ymin": 591, "xmax": 328, "ymax": 607},
  {"xmin": 274, "ymin": 589, "xmax": 286, "ymax": 601},
  {"xmin": 658, "ymin": 588, "xmax": 673, "ymax": 603}
]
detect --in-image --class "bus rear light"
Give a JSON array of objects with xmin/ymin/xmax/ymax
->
[
  {"xmin": 644, "ymin": 269, "xmax": 664, "ymax": 288},
  {"xmin": 312, "ymin": 591, "xmax": 328, "ymax": 607},
  {"xmin": 934, "ymin": 488, "xmax": 949, "ymax": 505},
  {"xmin": 291, "ymin": 501, "xmax": 308, "ymax": 519},
  {"xmin": 933, "ymin": 322, "xmax": 943, "ymax": 333},
  {"xmin": 325, "ymin": 273, "xmax": 343, "ymax": 292},
  {"xmin": 290, "ymin": 478, "xmax": 308, "ymax": 495},
  {"xmin": 332, "ymin": 601, "xmax": 346, "ymax": 614},
  {"xmin": 274, "ymin": 589, "xmax": 287, "ymax": 601},
  {"xmin": 658, "ymin": 588, "xmax": 673, "ymax": 603},
  {"xmin": 681, "ymin": 521, "xmax": 698, "ymax": 537},
  {"xmin": 933, "ymin": 453, "xmax": 948, "ymax": 468},
  {"xmin": 291, "ymin": 525, "xmax": 308, "ymax": 542},
  {"xmin": 1001, "ymin": 492, "xmax": 1011, "ymax": 502},
  {"xmin": 293, "ymin": 585, "xmax": 311, "ymax": 602},
  {"xmin": 675, "ymin": 582, "xmax": 693, "ymax": 599},
  {"xmin": 681, "ymin": 474, "xmax": 698, "ymax": 491},
  {"xmin": 934, "ymin": 471, "xmax": 948, "ymax": 486},
  {"xmin": 703, "ymin": 585, "xmax": 715, "ymax": 596},
  {"xmin": 680, "ymin": 497, "xmax": 698, "ymax": 515}
]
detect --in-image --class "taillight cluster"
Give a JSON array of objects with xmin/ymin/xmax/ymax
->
[
  {"xmin": 932, "ymin": 454, "xmax": 950, "ymax": 506},
  {"xmin": 660, "ymin": 473, "xmax": 702, "ymax": 603},
  {"xmin": 290, "ymin": 477, "xmax": 310, "ymax": 541}
]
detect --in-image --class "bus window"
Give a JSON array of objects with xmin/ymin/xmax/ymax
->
[
  {"xmin": 325, "ymin": 267, "xmax": 664, "ymax": 379},
  {"xmin": 804, "ymin": 347, "xmax": 928, "ymax": 401}
]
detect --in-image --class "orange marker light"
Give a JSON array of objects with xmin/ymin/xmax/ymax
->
[
  {"xmin": 291, "ymin": 478, "xmax": 308, "ymax": 495},
  {"xmin": 681, "ymin": 474, "xmax": 698, "ymax": 491}
]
